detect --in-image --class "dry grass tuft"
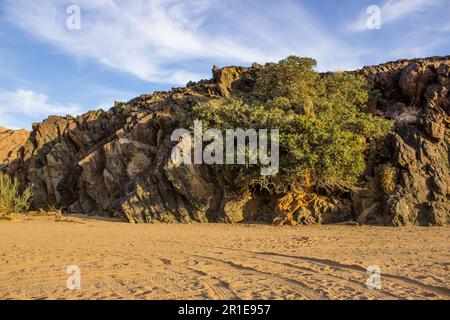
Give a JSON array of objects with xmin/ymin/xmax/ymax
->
[{"xmin": 0, "ymin": 173, "xmax": 33, "ymax": 215}]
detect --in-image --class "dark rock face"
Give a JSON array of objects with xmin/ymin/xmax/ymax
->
[
  {"xmin": 8, "ymin": 68, "xmax": 251, "ymax": 223},
  {"xmin": 6, "ymin": 58, "xmax": 450, "ymax": 225},
  {"xmin": 355, "ymin": 56, "xmax": 449, "ymax": 226}
]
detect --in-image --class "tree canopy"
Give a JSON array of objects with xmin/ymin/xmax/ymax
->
[{"xmin": 192, "ymin": 56, "xmax": 393, "ymax": 193}]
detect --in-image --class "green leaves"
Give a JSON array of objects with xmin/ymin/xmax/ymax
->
[
  {"xmin": 192, "ymin": 56, "xmax": 393, "ymax": 193},
  {"xmin": 254, "ymin": 56, "xmax": 320, "ymax": 115}
]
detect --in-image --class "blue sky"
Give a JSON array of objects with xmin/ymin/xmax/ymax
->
[{"xmin": 0, "ymin": 0, "xmax": 449, "ymax": 129}]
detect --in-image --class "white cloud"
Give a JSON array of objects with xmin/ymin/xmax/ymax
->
[
  {"xmin": 388, "ymin": 34, "xmax": 450, "ymax": 58},
  {"xmin": 347, "ymin": 0, "xmax": 448, "ymax": 32},
  {"xmin": 3, "ymin": 0, "xmax": 267, "ymax": 84},
  {"xmin": 89, "ymin": 85, "xmax": 139, "ymax": 110},
  {"xmin": 3, "ymin": 0, "xmax": 363, "ymax": 84},
  {"xmin": 0, "ymin": 89, "xmax": 82, "ymax": 128}
]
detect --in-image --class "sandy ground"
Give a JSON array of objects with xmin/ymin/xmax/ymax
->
[{"xmin": 0, "ymin": 214, "xmax": 448, "ymax": 300}]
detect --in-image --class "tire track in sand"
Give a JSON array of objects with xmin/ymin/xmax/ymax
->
[
  {"xmin": 161, "ymin": 258, "xmax": 239, "ymax": 300},
  {"xmin": 192, "ymin": 254, "xmax": 327, "ymax": 300},
  {"xmin": 226, "ymin": 248, "xmax": 450, "ymax": 298},
  {"xmin": 203, "ymin": 247, "xmax": 396, "ymax": 300}
]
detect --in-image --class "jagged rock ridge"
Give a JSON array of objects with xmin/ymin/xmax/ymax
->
[
  {"xmin": 5, "ymin": 56, "xmax": 450, "ymax": 226},
  {"xmin": 355, "ymin": 56, "xmax": 449, "ymax": 226}
]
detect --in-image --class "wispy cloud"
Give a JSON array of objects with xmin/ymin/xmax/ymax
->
[
  {"xmin": 388, "ymin": 35, "xmax": 449, "ymax": 58},
  {"xmin": 0, "ymin": 89, "xmax": 82, "ymax": 128},
  {"xmin": 439, "ymin": 23, "xmax": 450, "ymax": 32},
  {"xmin": 347, "ymin": 0, "xmax": 448, "ymax": 32},
  {"xmin": 3, "ymin": 0, "xmax": 363, "ymax": 84},
  {"xmin": 3, "ymin": 0, "xmax": 267, "ymax": 84},
  {"xmin": 89, "ymin": 85, "xmax": 139, "ymax": 110},
  {"xmin": 0, "ymin": 0, "xmax": 448, "ymax": 130}
]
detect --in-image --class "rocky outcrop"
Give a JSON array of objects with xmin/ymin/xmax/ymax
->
[
  {"xmin": 8, "ymin": 68, "xmax": 253, "ymax": 222},
  {"xmin": 0, "ymin": 127, "xmax": 29, "ymax": 168},
  {"xmin": 5, "ymin": 57, "xmax": 450, "ymax": 225},
  {"xmin": 355, "ymin": 56, "xmax": 449, "ymax": 226}
]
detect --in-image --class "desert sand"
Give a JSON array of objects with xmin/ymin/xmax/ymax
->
[{"xmin": 0, "ymin": 214, "xmax": 448, "ymax": 300}]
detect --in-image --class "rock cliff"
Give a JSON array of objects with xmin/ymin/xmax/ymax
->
[
  {"xmin": 5, "ymin": 56, "xmax": 449, "ymax": 225},
  {"xmin": 355, "ymin": 56, "xmax": 449, "ymax": 226}
]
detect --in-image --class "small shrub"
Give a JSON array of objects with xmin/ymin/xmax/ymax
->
[
  {"xmin": 114, "ymin": 101, "xmax": 128, "ymax": 113},
  {"xmin": 0, "ymin": 173, "xmax": 33, "ymax": 214},
  {"xmin": 381, "ymin": 164, "xmax": 398, "ymax": 194},
  {"xmin": 39, "ymin": 205, "xmax": 63, "ymax": 218}
]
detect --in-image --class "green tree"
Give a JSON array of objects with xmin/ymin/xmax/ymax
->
[
  {"xmin": 192, "ymin": 56, "xmax": 392, "ymax": 193},
  {"xmin": 253, "ymin": 56, "xmax": 320, "ymax": 115}
]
